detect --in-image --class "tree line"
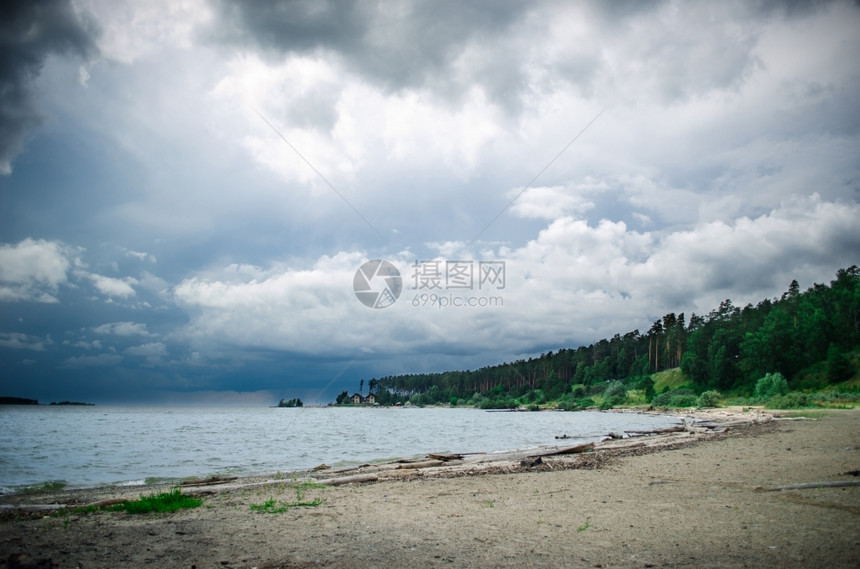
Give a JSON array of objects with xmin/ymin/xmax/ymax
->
[{"xmin": 358, "ymin": 266, "xmax": 859, "ymax": 407}]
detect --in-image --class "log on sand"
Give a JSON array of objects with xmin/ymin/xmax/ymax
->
[
  {"xmin": 0, "ymin": 504, "xmax": 67, "ymax": 512},
  {"xmin": 428, "ymin": 453, "xmax": 465, "ymax": 461},
  {"xmin": 528, "ymin": 441, "xmax": 595, "ymax": 458},
  {"xmin": 625, "ymin": 425, "xmax": 686, "ymax": 436},
  {"xmin": 0, "ymin": 497, "xmax": 128, "ymax": 512},
  {"xmin": 397, "ymin": 460, "xmax": 445, "ymax": 469},
  {"xmin": 764, "ymin": 480, "xmax": 860, "ymax": 492},
  {"xmin": 180, "ymin": 476, "xmax": 238, "ymax": 487},
  {"xmin": 317, "ymin": 473, "xmax": 379, "ymax": 486}
]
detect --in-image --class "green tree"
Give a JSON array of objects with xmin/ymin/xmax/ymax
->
[
  {"xmin": 601, "ymin": 381, "xmax": 628, "ymax": 408},
  {"xmin": 754, "ymin": 372, "xmax": 789, "ymax": 402},
  {"xmin": 827, "ymin": 344, "xmax": 854, "ymax": 384},
  {"xmin": 697, "ymin": 390, "xmax": 721, "ymax": 408}
]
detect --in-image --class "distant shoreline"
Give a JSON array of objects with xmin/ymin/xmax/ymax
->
[{"xmin": 0, "ymin": 397, "xmax": 94, "ymax": 406}]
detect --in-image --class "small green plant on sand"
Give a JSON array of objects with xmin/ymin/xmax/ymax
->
[
  {"xmin": 63, "ymin": 488, "xmax": 202, "ymax": 516},
  {"xmin": 107, "ymin": 488, "xmax": 203, "ymax": 514},
  {"xmin": 250, "ymin": 498, "xmax": 290, "ymax": 514},
  {"xmin": 577, "ymin": 518, "xmax": 591, "ymax": 532},
  {"xmin": 250, "ymin": 482, "xmax": 326, "ymax": 514}
]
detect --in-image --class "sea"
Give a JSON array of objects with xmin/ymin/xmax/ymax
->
[{"xmin": 0, "ymin": 406, "xmax": 681, "ymax": 493}]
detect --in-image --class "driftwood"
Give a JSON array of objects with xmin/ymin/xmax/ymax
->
[
  {"xmin": 626, "ymin": 425, "xmax": 685, "ymax": 436},
  {"xmin": 764, "ymin": 480, "xmax": 860, "ymax": 492},
  {"xmin": 317, "ymin": 473, "xmax": 379, "ymax": 486},
  {"xmin": 428, "ymin": 453, "xmax": 464, "ymax": 461},
  {"xmin": 527, "ymin": 441, "xmax": 595, "ymax": 458},
  {"xmin": 467, "ymin": 441, "xmax": 596, "ymax": 464},
  {"xmin": 0, "ymin": 504, "xmax": 67, "ymax": 512},
  {"xmin": 0, "ymin": 497, "xmax": 128, "ymax": 512},
  {"xmin": 85, "ymin": 497, "xmax": 128, "ymax": 508},
  {"xmin": 694, "ymin": 420, "xmax": 763, "ymax": 429},
  {"xmin": 180, "ymin": 476, "xmax": 238, "ymax": 487},
  {"xmin": 397, "ymin": 460, "xmax": 445, "ymax": 469},
  {"xmin": 379, "ymin": 469, "xmax": 418, "ymax": 480}
]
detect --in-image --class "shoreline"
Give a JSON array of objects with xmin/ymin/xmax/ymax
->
[
  {"xmin": 0, "ymin": 407, "xmax": 792, "ymax": 506},
  {"xmin": 2, "ymin": 407, "xmax": 857, "ymax": 568},
  {"xmin": 1, "ymin": 406, "xmax": 737, "ymax": 502},
  {"xmin": 0, "ymin": 405, "xmax": 685, "ymax": 495}
]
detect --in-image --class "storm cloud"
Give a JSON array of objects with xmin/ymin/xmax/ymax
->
[
  {"xmin": 0, "ymin": 0, "xmax": 96, "ymax": 173},
  {"xmin": 0, "ymin": 0, "xmax": 858, "ymax": 404}
]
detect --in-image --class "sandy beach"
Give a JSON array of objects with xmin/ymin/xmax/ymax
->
[{"xmin": 1, "ymin": 408, "xmax": 858, "ymax": 568}]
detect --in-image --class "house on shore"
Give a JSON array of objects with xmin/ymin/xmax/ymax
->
[{"xmin": 350, "ymin": 393, "xmax": 377, "ymax": 405}]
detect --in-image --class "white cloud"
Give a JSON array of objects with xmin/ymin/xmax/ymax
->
[
  {"xmin": 62, "ymin": 353, "xmax": 123, "ymax": 367},
  {"xmin": 209, "ymin": 52, "xmax": 507, "ymax": 193},
  {"xmin": 173, "ymin": 251, "xmax": 363, "ymax": 355},
  {"xmin": 136, "ymin": 271, "xmax": 169, "ymax": 295},
  {"xmin": 125, "ymin": 342, "xmax": 166, "ymax": 357},
  {"xmin": 125, "ymin": 341, "xmax": 168, "ymax": 365},
  {"xmin": 169, "ymin": 194, "xmax": 860, "ymax": 362},
  {"xmin": 509, "ymin": 185, "xmax": 595, "ymax": 220},
  {"xmin": 93, "ymin": 321, "xmax": 155, "ymax": 337},
  {"xmin": 125, "ymin": 250, "xmax": 156, "ymax": 263},
  {"xmin": 0, "ymin": 332, "xmax": 49, "ymax": 351},
  {"xmin": 71, "ymin": 339, "xmax": 103, "ymax": 350},
  {"xmin": 0, "ymin": 239, "xmax": 71, "ymax": 303},
  {"xmin": 85, "ymin": 273, "xmax": 138, "ymax": 298},
  {"xmin": 630, "ymin": 195, "xmax": 860, "ymax": 308},
  {"xmin": 77, "ymin": 0, "xmax": 213, "ymax": 64}
]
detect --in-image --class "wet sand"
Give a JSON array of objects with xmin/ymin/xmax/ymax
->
[{"xmin": 1, "ymin": 408, "xmax": 858, "ymax": 568}]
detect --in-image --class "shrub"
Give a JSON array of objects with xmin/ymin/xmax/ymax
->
[
  {"xmin": 755, "ymin": 372, "xmax": 789, "ymax": 401},
  {"xmin": 813, "ymin": 390, "xmax": 860, "ymax": 404},
  {"xmin": 479, "ymin": 397, "xmax": 517, "ymax": 410},
  {"xmin": 766, "ymin": 392, "xmax": 812, "ymax": 409},
  {"xmin": 559, "ymin": 397, "xmax": 599, "ymax": 411},
  {"xmin": 650, "ymin": 392, "xmax": 670, "ymax": 407},
  {"xmin": 667, "ymin": 394, "xmax": 699, "ymax": 408},
  {"xmin": 697, "ymin": 390, "xmax": 721, "ymax": 408},
  {"xmin": 651, "ymin": 388, "xmax": 696, "ymax": 407},
  {"xmin": 602, "ymin": 382, "xmax": 628, "ymax": 407}
]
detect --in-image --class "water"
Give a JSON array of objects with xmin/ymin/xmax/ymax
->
[{"xmin": 0, "ymin": 406, "xmax": 680, "ymax": 492}]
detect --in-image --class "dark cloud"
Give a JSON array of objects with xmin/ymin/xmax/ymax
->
[
  {"xmin": 0, "ymin": 0, "xmax": 97, "ymax": 173},
  {"xmin": 208, "ymin": 0, "xmax": 531, "ymax": 103},
  {"xmin": 752, "ymin": 0, "xmax": 845, "ymax": 18}
]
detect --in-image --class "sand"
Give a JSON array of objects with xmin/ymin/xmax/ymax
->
[{"xmin": 1, "ymin": 408, "xmax": 858, "ymax": 568}]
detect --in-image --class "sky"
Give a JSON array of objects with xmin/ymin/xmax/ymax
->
[{"xmin": 1, "ymin": 0, "xmax": 858, "ymax": 405}]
